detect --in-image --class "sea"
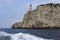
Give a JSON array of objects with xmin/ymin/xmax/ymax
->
[{"xmin": 0, "ymin": 28, "xmax": 60, "ymax": 40}]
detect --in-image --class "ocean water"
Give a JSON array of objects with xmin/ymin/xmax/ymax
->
[{"xmin": 0, "ymin": 29, "xmax": 60, "ymax": 40}]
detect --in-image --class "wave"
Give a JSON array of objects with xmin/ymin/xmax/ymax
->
[
  {"xmin": 0, "ymin": 31, "xmax": 11, "ymax": 36},
  {"xmin": 0, "ymin": 31, "xmax": 54, "ymax": 40}
]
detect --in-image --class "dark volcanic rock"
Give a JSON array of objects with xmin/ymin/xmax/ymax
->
[{"xmin": 12, "ymin": 3, "xmax": 60, "ymax": 28}]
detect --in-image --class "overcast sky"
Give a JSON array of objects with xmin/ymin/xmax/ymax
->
[{"xmin": 0, "ymin": 0, "xmax": 60, "ymax": 28}]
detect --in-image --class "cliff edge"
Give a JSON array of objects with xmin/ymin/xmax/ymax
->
[{"xmin": 12, "ymin": 3, "xmax": 60, "ymax": 28}]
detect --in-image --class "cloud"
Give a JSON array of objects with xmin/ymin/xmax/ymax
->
[{"xmin": 50, "ymin": 0, "xmax": 60, "ymax": 3}]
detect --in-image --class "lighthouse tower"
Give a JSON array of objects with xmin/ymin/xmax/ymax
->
[{"xmin": 30, "ymin": 4, "xmax": 32, "ymax": 11}]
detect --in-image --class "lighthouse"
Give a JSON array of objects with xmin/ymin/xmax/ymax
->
[{"xmin": 30, "ymin": 4, "xmax": 32, "ymax": 11}]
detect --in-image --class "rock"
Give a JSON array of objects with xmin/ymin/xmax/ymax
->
[{"xmin": 12, "ymin": 3, "xmax": 60, "ymax": 28}]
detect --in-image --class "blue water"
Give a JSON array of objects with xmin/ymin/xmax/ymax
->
[{"xmin": 0, "ymin": 28, "xmax": 60, "ymax": 40}]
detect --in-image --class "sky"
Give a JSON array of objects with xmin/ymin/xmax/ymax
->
[{"xmin": 0, "ymin": 0, "xmax": 60, "ymax": 28}]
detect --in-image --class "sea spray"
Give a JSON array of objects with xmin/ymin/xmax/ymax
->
[
  {"xmin": 0, "ymin": 31, "xmax": 54, "ymax": 40},
  {"xmin": 0, "ymin": 31, "xmax": 11, "ymax": 36}
]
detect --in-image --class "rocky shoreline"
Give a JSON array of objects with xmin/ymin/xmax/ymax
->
[{"xmin": 12, "ymin": 3, "xmax": 60, "ymax": 29}]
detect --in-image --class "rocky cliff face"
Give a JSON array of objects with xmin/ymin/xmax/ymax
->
[{"xmin": 12, "ymin": 3, "xmax": 60, "ymax": 28}]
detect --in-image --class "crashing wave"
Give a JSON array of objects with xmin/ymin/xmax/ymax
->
[
  {"xmin": 0, "ymin": 31, "xmax": 54, "ymax": 40},
  {"xmin": 0, "ymin": 31, "xmax": 11, "ymax": 36}
]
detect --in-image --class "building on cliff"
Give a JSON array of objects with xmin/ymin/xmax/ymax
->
[{"xmin": 30, "ymin": 4, "xmax": 32, "ymax": 11}]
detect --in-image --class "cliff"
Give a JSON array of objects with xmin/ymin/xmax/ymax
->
[{"xmin": 12, "ymin": 3, "xmax": 60, "ymax": 28}]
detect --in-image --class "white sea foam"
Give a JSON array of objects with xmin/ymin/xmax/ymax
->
[
  {"xmin": 0, "ymin": 31, "xmax": 11, "ymax": 36},
  {"xmin": 0, "ymin": 31, "xmax": 54, "ymax": 40}
]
